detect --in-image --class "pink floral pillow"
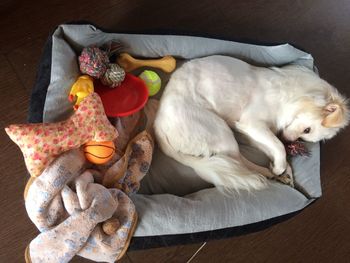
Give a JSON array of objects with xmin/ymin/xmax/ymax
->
[{"xmin": 5, "ymin": 93, "xmax": 118, "ymax": 177}]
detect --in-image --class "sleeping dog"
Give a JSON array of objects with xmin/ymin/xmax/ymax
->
[{"xmin": 154, "ymin": 56, "xmax": 349, "ymax": 191}]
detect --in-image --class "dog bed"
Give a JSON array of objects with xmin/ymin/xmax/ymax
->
[{"xmin": 29, "ymin": 24, "xmax": 321, "ymax": 249}]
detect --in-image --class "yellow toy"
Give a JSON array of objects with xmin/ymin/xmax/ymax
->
[{"xmin": 68, "ymin": 75, "xmax": 94, "ymax": 109}]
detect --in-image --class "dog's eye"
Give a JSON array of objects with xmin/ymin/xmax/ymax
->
[{"xmin": 304, "ymin": 127, "xmax": 311, "ymax": 134}]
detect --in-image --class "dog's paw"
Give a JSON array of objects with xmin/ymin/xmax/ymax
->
[
  {"xmin": 275, "ymin": 164, "xmax": 294, "ymax": 187},
  {"xmin": 269, "ymin": 159, "xmax": 287, "ymax": 177}
]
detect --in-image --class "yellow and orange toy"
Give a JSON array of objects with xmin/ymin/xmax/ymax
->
[
  {"xmin": 83, "ymin": 140, "xmax": 116, "ymax": 165},
  {"xmin": 68, "ymin": 75, "xmax": 94, "ymax": 110}
]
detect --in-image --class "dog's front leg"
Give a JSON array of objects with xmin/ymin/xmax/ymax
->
[{"xmin": 234, "ymin": 121, "xmax": 293, "ymax": 186}]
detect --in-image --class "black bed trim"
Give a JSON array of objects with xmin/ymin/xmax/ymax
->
[
  {"xmin": 128, "ymin": 204, "xmax": 315, "ymax": 250},
  {"xmin": 27, "ymin": 22, "xmax": 317, "ymax": 250},
  {"xmin": 28, "ymin": 33, "xmax": 53, "ymax": 123}
]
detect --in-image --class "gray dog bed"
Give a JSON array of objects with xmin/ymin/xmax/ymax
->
[{"xmin": 29, "ymin": 24, "xmax": 321, "ymax": 249}]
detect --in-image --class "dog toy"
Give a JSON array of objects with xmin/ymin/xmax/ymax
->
[
  {"xmin": 25, "ymin": 128, "xmax": 153, "ymax": 262},
  {"xmin": 117, "ymin": 53, "xmax": 176, "ymax": 73},
  {"xmin": 79, "ymin": 46, "xmax": 126, "ymax": 88},
  {"xmin": 285, "ymin": 141, "xmax": 310, "ymax": 157},
  {"xmin": 5, "ymin": 93, "xmax": 118, "ymax": 177},
  {"xmin": 68, "ymin": 75, "xmax": 94, "ymax": 109},
  {"xmin": 102, "ymin": 218, "xmax": 121, "ymax": 235},
  {"xmin": 24, "ymin": 154, "xmax": 134, "ymax": 263},
  {"xmin": 79, "ymin": 47, "xmax": 109, "ymax": 78},
  {"xmin": 100, "ymin": 63, "xmax": 126, "ymax": 87},
  {"xmin": 95, "ymin": 74, "xmax": 149, "ymax": 117},
  {"xmin": 139, "ymin": 70, "xmax": 162, "ymax": 96},
  {"xmin": 83, "ymin": 140, "xmax": 116, "ymax": 164}
]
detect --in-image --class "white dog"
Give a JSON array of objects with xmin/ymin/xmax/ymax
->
[{"xmin": 154, "ymin": 55, "xmax": 349, "ymax": 192}]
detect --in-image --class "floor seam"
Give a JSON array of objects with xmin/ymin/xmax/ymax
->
[
  {"xmin": 3, "ymin": 54, "xmax": 29, "ymax": 92},
  {"xmin": 186, "ymin": 242, "xmax": 207, "ymax": 263}
]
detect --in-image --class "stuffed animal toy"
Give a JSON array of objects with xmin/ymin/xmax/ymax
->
[{"xmin": 5, "ymin": 93, "xmax": 118, "ymax": 177}]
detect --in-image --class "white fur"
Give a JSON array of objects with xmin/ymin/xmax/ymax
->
[{"xmin": 154, "ymin": 56, "xmax": 349, "ymax": 192}]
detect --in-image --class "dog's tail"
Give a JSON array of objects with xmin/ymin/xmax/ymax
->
[
  {"xmin": 158, "ymin": 140, "xmax": 267, "ymax": 193},
  {"xmin": 179, "ymin": 154, "xmax": 267, "ymax": 193}
]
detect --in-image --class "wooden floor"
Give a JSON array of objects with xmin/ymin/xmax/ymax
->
[{"xmin": 1, "ymin": 0, "xmax": 350, "ymax": 262}]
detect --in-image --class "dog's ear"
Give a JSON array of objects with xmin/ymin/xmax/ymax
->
[{"xmin": 322, "ymin": 103, "xmax": 348, "ymax": 128}]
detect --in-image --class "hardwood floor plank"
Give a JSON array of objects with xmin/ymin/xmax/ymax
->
[
  {"xmin": 69, "ymin": 253, "xmax": 132, "ymax": 263},
  {"xmin": 191, "ymin": 197, "xmax": 350, "ymax": 263},
  {"xmin": 0, "ymin": 54, "xmax": 30, "ymax": 123},
  {"xmin": 6, "ymin": 37, "xmax": 47, "ymax": 91},
  {"xmin": 0, "ymin": 0, "xmax": 141, "ymax": 53},
  {"xmin": 0, "ymin": 55, "xmax": 37, "ymax": 262}
]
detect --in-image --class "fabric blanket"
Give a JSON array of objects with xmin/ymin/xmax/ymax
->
[{"xmin": 24, "ymin": 107, "xmax": 154, "ymax": 263}]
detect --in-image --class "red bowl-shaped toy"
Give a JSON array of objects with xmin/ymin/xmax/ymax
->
[{"xmin": 94, "ymin": 73, "xmax": 149, "ymax": 117}]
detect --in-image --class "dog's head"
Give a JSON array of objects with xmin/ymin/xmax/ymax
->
[
  {"xmin": 283, "ymin": 101, "xmax": 349, "ymax": 142},
  {"xmin": 281, "ymin": 75, "xmax": 349, "ymax": 142}
]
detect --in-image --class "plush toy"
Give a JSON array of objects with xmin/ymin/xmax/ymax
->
[
  {"xmin": 24, "ymin": 129, "xmax": 154, "ymax": 263},
  {"xmin": 5, "ymin": 93, "xmax": 118, "ymax": 177},
  {"xmin": 24, "ymin": 149, "xmax": 137, "ymax": 263}
]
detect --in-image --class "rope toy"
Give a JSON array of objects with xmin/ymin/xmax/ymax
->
[
  {"xmin": 79, "ymin": 47, "xmax": 109, "ymax": 78},
  {"xmin": 79, "ymin": 46, "xmax": 125, "ymax": 88},
  {"xmin": 285, "ymin": 141, "xmax": 310, "ymax": 157},
  {"xmin": 101, "ymin": 63, "xmax": 126, "ymax": 87}
]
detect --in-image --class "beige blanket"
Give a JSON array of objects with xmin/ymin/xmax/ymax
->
[{"xmin": 24, "ymin": 105, "xmax": 156, "ymax": 263}]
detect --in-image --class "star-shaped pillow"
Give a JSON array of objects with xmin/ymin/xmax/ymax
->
[{"xmin": 5, "ymin": 93, "xmax": 118, "ymax": 177}]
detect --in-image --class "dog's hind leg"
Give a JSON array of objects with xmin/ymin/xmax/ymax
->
[
  {"xmin": 239, "ymin": 156, "xmax": 274, "ymax": 178},
  {"xmin": 154, "ymin": 103, "xmax": 267, "ymax": 191}
]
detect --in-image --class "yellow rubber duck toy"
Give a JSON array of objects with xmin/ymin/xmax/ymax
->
[{"xmin": 68, "ymin": 75, "xmax": 94, "ymax": 110}]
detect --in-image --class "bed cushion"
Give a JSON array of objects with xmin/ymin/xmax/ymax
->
[{"xmin": 35, "ymin": 24, "xmax": 321, "ymax": 242}]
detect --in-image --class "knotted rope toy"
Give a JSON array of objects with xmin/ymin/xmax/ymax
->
[
  {"xmin": 79, "ymin": 45, "xmax": 125, "ymax": 88},
  {"xmin": 79, "ymin": 47, "xmax": 109, "ymax": 78},
  {"xmin": 285, "ymin": 140, "xmax": 310, "ymax": 157},
  {"xmin": 100, "ymin": 63, "xmax": 126, "ymax": 88}
]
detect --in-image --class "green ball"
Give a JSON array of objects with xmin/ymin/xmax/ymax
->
[{"xmin": 139, "ymin": 70, "xmax": 161, "ymax": 96}]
